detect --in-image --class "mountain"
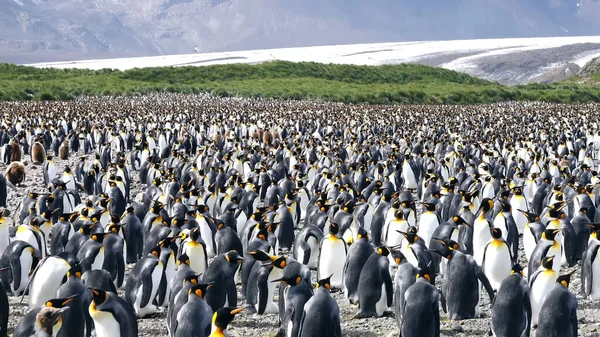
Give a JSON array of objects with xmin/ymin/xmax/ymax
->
[{"xmin": 2, "ymin": 0, "xmax": 600, "ymax": 64}]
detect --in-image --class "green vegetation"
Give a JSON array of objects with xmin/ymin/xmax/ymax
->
[{"xmin": 1, "ymin": 61, "xmax": 600, "ymax": 104}]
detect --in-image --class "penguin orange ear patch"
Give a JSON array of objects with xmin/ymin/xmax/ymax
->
[{"xmin": 296, "ymin": 277, "xmax": 301, "ymax": 285}]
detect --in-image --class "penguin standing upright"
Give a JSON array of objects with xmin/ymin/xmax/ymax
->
[
  {"xmin": 89, "ymin": 288, "xmax": 138, "ymax": 337},
  {"xmin": 203, "ymin": 250, "xmax": 243, "ymax": 311},
  {"xmin": 172, "ymin": 283, "xmax": 213, "ymax": 337},
  {"xmin": 529, "ymin": 256, "xmax": 559, "ymax": 327},
  {"xmin": 43, "ymin": 156, "xmax": 57, "ymax": 186},
  {"xmin": 473, "ymin": 199, "xmax": 494, "ymax": 265},
  {"xmin": 298, "ymin": 276, "xmax": 342, "ymax": 337},
  {"xmin": 430, "ymin": 244, "xmax": 494, "ymax": 320},
  {"xmin": 124, "ymin": 246, "xmax": 164, "ymax": 318},
  {"xmin": 28, "ymin": 254, "xmax": 72, "ymax": 309},
  {"xmin": 208, "ymin": 307, "xmax": 243, "ymax": 337},
  {"xmin": 481, "ymin": 228, "xmax": 513, "ymax": 291},
  {"xmin": 400, "ymin": 265, "xmax": 439, "ymax": 337},
  {"xmin": 356, "ymin": 246, "xmax": 393, "ymax": 318},
  {"xmin": 582, "ymin": 229, "xmax": 600, "ymax": 300},
  {"xmin": 317, "ymin": 222, "xmax": 347, "ymax": 289},
  {"xmin": 180, "ymin": 227, "xmax": 208, "ymax": 275},
  {"xmin": 490, "ymin": 264, "xmax": 531, "ymax": 337},
  {"xmin": 0, "ymin": 241, "xmax": 39, "ymax": 296},
  {"xmin": 536, "ymin": 272, "xmax": 577, "ymax": 337},
  {"xmin": 528, "ymin": 229, "xmax": 561, "ymax": 279},
  {"xmin": 342, "ymin": 228, "xmax": 373, "ymax": 304},
  {"xmin": 274, "ymin": 273, "xmax": 314, "ymax": 337}
]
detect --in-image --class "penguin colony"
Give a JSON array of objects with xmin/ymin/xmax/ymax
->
[{"xmin": 0, "ymin": 94, "xmax": 597, "ymax": 337}]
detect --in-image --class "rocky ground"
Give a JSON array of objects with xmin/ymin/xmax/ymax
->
[{"xmin": 3, "ymin": 154, "xmax": 600, "ymax": 337}]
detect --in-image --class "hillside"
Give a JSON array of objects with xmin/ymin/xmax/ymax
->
[
  {"xmin": 1, "ymin": 0, "xmax": 600, "ymax": 64},
  {"xmin": 1, "ymin": 61, "xmax": 600, "ymax": 104}
]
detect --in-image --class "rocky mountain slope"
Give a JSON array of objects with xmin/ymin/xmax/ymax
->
[{"xmin": 1, "ymin": 0, "xmax": 600, "ymax": 64}]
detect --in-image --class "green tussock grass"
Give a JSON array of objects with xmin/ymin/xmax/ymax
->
[{"xmin": 1, "ymin": 61, "xmax": 600, "ymax": 104}]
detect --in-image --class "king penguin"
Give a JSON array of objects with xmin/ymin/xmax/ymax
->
[
  {"xmin": 490, "ymin": 264, "xmax": 531, "ymax": 337},
  {"xmin": 356, "ymin": 246, "xmax": 394, "ymax": 318},
  {"xmin": 342, "ymin": 228, "xmax": 373, "ymax": 304},
  {"xmin": 89, "ymin": 288, "xmax": 138, "ymax": 337},
  {"xmin": 317, "ymin": 222, "xmax": 347, "ymax": 289},
  {"xmin": 481, "ymin": 228, "xmax": 513, "ymax": 291},
  {"xmin": 536, "ymin": 272, "xmax": 577, "ymax": 337},
  {"xmin": 400, "ymin": 265, "xmax": 439, "ymax": 337},
  {"xmin": 582, "ymin": 229, "xmax": 600, "ymax": 300},
  {"xmin": 124, "ymin": 246, "xmax": 164, "ymax": 318},
  {"xmin": 529, "ymin": 256, "xmax": 559, "ymax": 327},
  {"xmin": 298, "ymin": 276, "xmax": 342, "ymax": 337}
]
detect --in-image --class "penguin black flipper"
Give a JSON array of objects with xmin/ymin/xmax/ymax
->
[
  {"xmin": 9, "ymin": 253, "xmax": 21, "ymax": 294},
  {"xmin": 256, "ymin": 267, "xmax": 270, "ymax": 314},
  {"xmin": 583, "ymin": 245, "xmax": 599, "ymax": 296},
  {"xmin": 299, "ymin": 241, "xmax": 311, "ymax": 265},
  {"xmin": 139, "ymin": 265, "xmax": 158, "ymax": 308},
  {"xmin": 383, "ymin": 267, "xmax": 394, "ymax": 307}
]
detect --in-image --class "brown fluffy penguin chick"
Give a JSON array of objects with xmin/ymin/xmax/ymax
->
[
  {"xmin": 58, "ymin": 141, "xmax": 69, "ymax": 160},
  {"xmin": 263, "ymin": 130, "xmax": 273, "ymax": 146},
  {"xmin": 32, "ymin": 306, "xmax": 69, "ymax": 337},
  {"xmin": 31, "ymin": 141, "xmax": 46, "ymax": 165},
  {"xmin": 5, "ymin": 161, "xmax": 25, "ymax": 186},
  {"xmin": 9, "ymin": 139, "xmax": 21, "ymax": 162}
]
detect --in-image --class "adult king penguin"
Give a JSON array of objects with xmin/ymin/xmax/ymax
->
[
  {"xmin": 317, "ymin": 222, "xmax": 347, "ymax": 289},
  {"xmin": 536, "ymin": 272, "xmax": 578, "ymax": 337},
  {"xmin": 490, "ymin": 264, "xmax": 531, "ymax": 337}
]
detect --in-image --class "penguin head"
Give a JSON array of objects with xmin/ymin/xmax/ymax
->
[
  {"xmin": 91, "ymin": 233, "xmax": 108, "ymax": 244},
  {"xmin": 391, "ymin": 250, "xmax": 405, "ymax": 266},
  {"xmin": 89, "ymin": 288, "xmax": 109, "ymax": 308},
  {"xmin": 149, "ymin": 246, "xmax": 161, "ymax": 258},
  {"xmin": 397, "ymin": 230, "xmax": 419, "ymax": 244},
  {"xmin": 272, "ymin": 274, "xmax": 303, "ymax": 286},
  {"xmin": 498, "ymin": 200, "xmax": 511, "ymax": 212},
  {"xmin": 540, "ymin": 256, "xmax": 555, "ymax": 270},
  {"xmin": 189, "ymin": 283, "xmax": 212, "ymax": 299},
  {"xmin": 451, "ymin": 216, "xmax": 470, "ymax": 227},
  {"xmin": 435, "ymin": 238, "xmax": 459, "ymax": 251},
  {"xmin": 66, "ymin": 263, "xmax": 83, "ymax": 278},
  {"xmin": 29, "ymin": 192, "xmax": 40, "ymax": 199},
  {"xmin": 79, "ymin": 224, "xmax": 95, "ymax": 235},
  {"xmin": 211, "ymin": 307, "xmax": 244, "ymax": 333},
  {"xmin": 393, "ymin": 210, "xmax": 405, "ymax": 220},
  {"xmin": 416, "ymin": 265, "xmax": 432, "ymax": 282},
  {"xmin": 64, "ymin": 167, "xmax": 72, "ymax": 174},
  {"xmin": 426, "ymin": 246, "xmax": 453, "ymax": 260},
  {"xmin": 183, "ymin": 274, "xmax": 201, "ymax": 286},
  {"xmin": 376, "ymin": 246, "xmax": 391, "ymax": 257},
  {"xmin": 510, "ymin": 264, "xmax": 524, "ymax": 277},
  {"xmin": 491, "ymin": 227, "xmax": 503, "ymax": 240},
  {"xmin": 407, "ymin": 225, "xmax": 418, "ymax": 235},
  {"xmin": 224, "ymin": 251, "xmax": 244, "ymax": 264},
  {"xmin": 268, "ymin": 256, "xmax": 287, "ymax": 270},
  {"xmin": 44, "ymin": 295, "xmax": 76, "ymax": 309},
  {"xmin": 356, "ymin": 228, "xmax": 369, "ymax": 241},
  {"xmin": 35, "ymin": 306, "xmax": 70, "ymax": 337},
  {"xmin": 518, "ymin": 210, "xmax": 540, "ymax": 223},
  {"xmin": 479, "ymin": 198, "xmax": 494, "ymax": 213},
  {"xmin": 423, "ymin": 202, "xmax": 436, "ymax": 212},
  {"xmin": 542, "ymin": 228, "xmax": 560, "ymax": 241},
  {"xmin": 328, "ymin": 222, "xmax": 340, "ymax": 236},
  {"xmin": 556, "ymin": 271, "xmax": 574, "ymax": 288},
  {"xmin": 177, "ymin": 253, "xmax": 191, "ymax": 267},
  {"xmin": 316, "ymin": 276, "xmax": 333, "ymax": 291}
]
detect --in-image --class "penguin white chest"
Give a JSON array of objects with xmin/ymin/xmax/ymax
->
[
  {"xmin": 473, "ymin": 218, "xmax": 492, "ymax": 265},
  {"xmin": 385, "ymin": 220, "xmax": 407, "ymax": 247},
  {"xmin": 197, "ymin": 218, "xmax": 215, "ymax": 257},
  {"xmin": 184, "ymin": 243, "xmax": 207, "ymax": 274},
  {"xmin": 482, "ymin": 241, "xmax": 512, "ymax": 291},
  {"xmin": 530, "ymin": 271, "xmax": 557, "ymax": 326},
  {"xmin": 418, "ymin": 212, "xmax": 439, "ymax": 248},
  {"xmin": 590, "ymin": 254, "xmax": 600, "ymax": 301},
  {"xmin": 90, "ymin": 309, "xmax": 121, "ymax": 337},
  {"xmin": 523, "ymin": 225, "xmax": 536, "ymax": 261},
  {"xmin": 375, "ymin": 283, "xmax": 388, "ymax": 317},
  {"xmin": 318, "ymin": 237, "xmax": 346, "ymax": 288}
]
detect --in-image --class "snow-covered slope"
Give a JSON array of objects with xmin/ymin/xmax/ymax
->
[{"xmin": 29, "ymin": 36, "xmax": 600, "ymax": 85}]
